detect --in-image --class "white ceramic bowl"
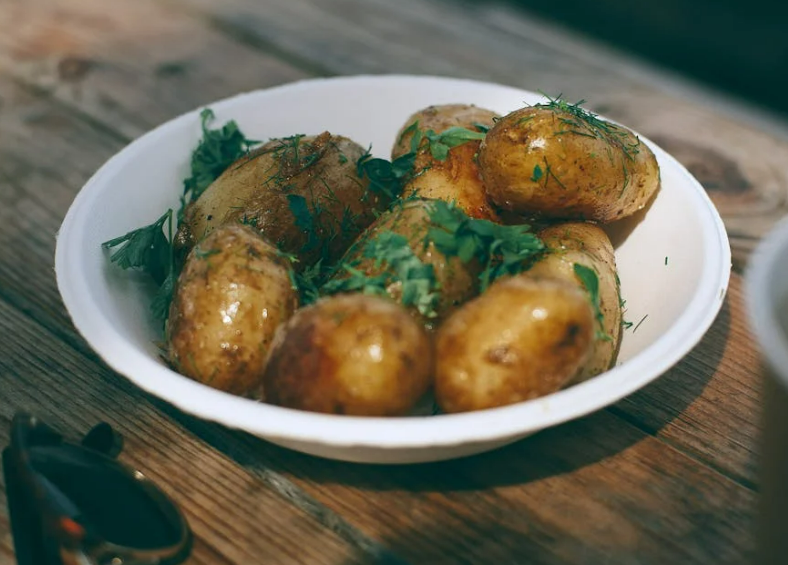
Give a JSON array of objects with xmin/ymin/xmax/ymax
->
[{"xmin": 56, "ymin": 75, "xmax": 731, "ymax": 464}]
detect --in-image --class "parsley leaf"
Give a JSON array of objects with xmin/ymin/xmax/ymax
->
[
  {"xmin": 322, "ymin": 230, "xmax": 440, "ymax": 318},
  {"xmin": 102, "ymin": 209, "xmax": 176, "ymax": 322},
  {"xmin": 181, "ymin": 108, "xmax": 259, "ymax": 210},
  {"xmin": 356, "ymin": 149, "xmax": 415, "ymax": 201},
  {"xmin": 426, "ymin": 200, "xmax": 544, "ymax": 291},
  {"xmin": 573, "ymin": 263, "xmax": 612, "ymax": 341},
  {"xmin": 531, "ymin": 164, "xmax": 543, "ymax": 182}
]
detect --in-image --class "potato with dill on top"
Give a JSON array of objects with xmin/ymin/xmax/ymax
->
[
  {"xmin": 260, "ymin": 294, "xmax": 434, "ymax": 416},
  {"xmin": 175, "ymin": 132, "xmax": 389, "ymax": 269},
  {"xmin": 391, "ymin": 104, "xmax": 501, "ymax": 222},
  {"xmin": 526, "ymin": 222, "xmax": 622, "ymax": 382},
  {"xmin": 478, "ymin": 98, "xmax": 660, "ymax": 223},
  {"xmin": 167, "ymin": 224, "xmax": 297, "ymax": 397},
  {"xmin": 435, "ymin": 276, "xmax": 595, "ymax": 414}
]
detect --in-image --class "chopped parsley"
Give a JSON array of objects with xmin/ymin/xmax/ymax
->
[
  {"xmin": 426, "ymin": 200, "xmax": 544, "ymax": 292},
  {"xmin": 322, "ymin": 230, "xmax": 440, "ymax": 318},
  {"xmin": 573, "ymin": 263, "xmax": 611, "ymax": 341},
  {"xmin": 104, "ymin": 108, "xmax": 258, "ymax": 328}
]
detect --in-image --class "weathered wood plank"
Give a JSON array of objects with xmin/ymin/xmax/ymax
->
[
  {"xmin": 0, "ymin": 0, "xmax": 309, "ymax": 139},
  {"xmin": 612, "ymin": 277, "xmax": 761, "ymax": 487},
  {"xmin": 0, "ymin": 0, "xmax": 760, "ymax": 503},
  {"xmin": 170, "ymin": 0, "xmax": 788, "ymax": 270},
  {"xmin": 0, "ymin": 297, "xmax": 379, "ymax": 565},
  {"xmin": 167, "ymin": 400, "xmax": 756, "ymax": 565}
]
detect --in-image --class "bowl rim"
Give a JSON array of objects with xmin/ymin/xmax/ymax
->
[{"xmin": 55, "ymin": 74, "xmax": 732, "ymax": 448}]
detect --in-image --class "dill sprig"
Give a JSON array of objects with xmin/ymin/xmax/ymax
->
[{"xmin": 537, "ymin": 94, "xmax": 641, "ymax": 164}]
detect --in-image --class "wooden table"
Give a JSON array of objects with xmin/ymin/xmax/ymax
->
[{"xmin": 1, "ymin": 0, "xmax": 784, "ymax": 563}]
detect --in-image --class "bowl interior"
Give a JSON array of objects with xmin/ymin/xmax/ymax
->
[{"xmin": 56, "ymin": 75, "xmax": 730, "ymax": 453}]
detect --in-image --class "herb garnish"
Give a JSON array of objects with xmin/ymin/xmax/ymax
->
[
  {"xmin": 426, "ymin": 200, "xmax": 544, "ymax": 291},
  {"xmin": 403, "ymin": 120, "xmax": 487, "ymax": 162},
  {"xmin": 181, "ymin": 109, "xmax": 259, "ymax": 214},
  {"xmin": 322, "ymin": 230, "xmax": 440, "ymax": 318},
  {"xmin": 104, "ymin": 108, "xmax": 258, "ymax": 327},
  {"xmin": 573, "ymin": 263, "xmax": 611, "ymax": 341},
  {"xmin": 102, "ymin": 209, "xmax": 176, "ymax": 322},
  {"xmin": 537, "ymin": 94, "xmax": 641, "ymax": 165}
]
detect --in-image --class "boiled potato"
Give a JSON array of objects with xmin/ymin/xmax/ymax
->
[
  {"xmin": 167, "ymin": 224, "xmax": 297, "ymax": 396},
  {"xmin": 261, "ymin": 294, "xmax": 434, "ymax": 416},
  {"xmin": 435, "ymin": 276, "xmax": 595, "ymax": 413},
  {"xmin": 391, "ymin": 104, "xmax": 501, "ymax": 222},
  {"xmin": 175, "ymin": 132, "xmax": 389, "ymax": 269},
  {"xmin": 527, "ymin": 222, "xmax": 622, "ymax": 382},
  {"xmin": 328, "ymin": 198, "xmax": 480, "ymax": 325},
  {"xmin": 478, "ymin": 104, "xmax": 660, "ymax": 222}
]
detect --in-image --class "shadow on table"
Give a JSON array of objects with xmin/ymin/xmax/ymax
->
[{"xmin": 159, "ymin": 295, "xmax": 730, "ymax": 496}]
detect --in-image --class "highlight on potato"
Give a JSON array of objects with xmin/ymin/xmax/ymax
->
[{"xmin": 101, "ymin": 95, "xmax": 659, "ymax": 417}]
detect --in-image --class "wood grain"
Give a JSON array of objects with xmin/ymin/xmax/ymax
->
[
  {"xmin": 0, "ymin": 0, "xmax": 776, "ymax": 562},
  {"xmin": 0, "ymin": 297, "xmax": 383, "ymax": 565},
  {"xmin": 0, "ymin": 0, "xmax": 309, "ymax": 138},
  {"xmin": 164, "ymin": 396, "xmax": 756, "ymax": 565}
]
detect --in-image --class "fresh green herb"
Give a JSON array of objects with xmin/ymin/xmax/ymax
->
[
  {"xmin": 633, "ymin": 314, "xmax": 649, "ymax": 333},
  {"xmin": 181, "ymin": 108, "xmax": 259, "ymax": 211},
  {"xmin": 102, "ymin": 209, "xmax": 176, "ymax": 323},
  {"xmin": 472, "ymin": 122, "xmax": 491, "ymax": 133},
  {"xmin": 338, "ymin": 153, "xmax": 348, "ymax": 164},
  {"xmin": 295, "ymin": 259, "xmax": 324, "ymax": 305},
  {"xmin": 531, "ymin": 164, "xmax": 543, "ymax": 182},
  {"xmin": 322, "ymin": 231, "xmax": 440, "ymax": 318},
  {"xmin": 573, "ymin": 263, "xmax": 612, "ymax": 341},
  {"xmin": 356, "ymin": 149, "xmax": 415, "ymax": 201},
  {"xmin": 538, "ymin": 93, "xmax": 641, "ymax": 166},
  {"xmin": 665, "ymin": 256, "xmax": 669, "ymax": 266},
  {"xmin": 622, "ymin": 319, "xmax": 634, "ymax": 330},
  {"xmin": 425, "ymin": 127, "xmax": 486, "ymax": 161},
  {"xmin": 426, "ymin": 200, "xmax": 544, "ymax": 292}
]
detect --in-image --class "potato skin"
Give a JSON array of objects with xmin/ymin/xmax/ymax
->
[
  {"xmin": 527, "ymin": 222, "xmax": 622, "ymax": 382},
  {"xmin": 175, "ymin": 132, "xmax": 387, "ymax": 269},
  {"xmin": 329, "ymin": 198, "xmax": 480, "ymax": 324},
  {"xmin": 261, "ymin": 294, "xmax": 434, "ymax": 416},
  {"xmin": 435, "ymin": 276, "xmax": 595, "ymax": 413},
  {"xmin": 392, "ymin": 104, "xmax": 501, "ymax": 222},
  {"xmin": 478, "ymin": 106, "xmax": 660, "ymax": 222},
  {"xmin": 167, "ymin": 224, "xmax": 298, "ymax": 396}
]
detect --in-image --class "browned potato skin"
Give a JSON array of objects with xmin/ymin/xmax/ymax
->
[
  {"xmin": 391, "ymin": 104, "xmax": 501, "ymax": 222},
  {"xmin": 527, "ymin": 222, "xmax": 622, "ymax": 382},
  {"xmin": 167, "ymin": 224, "xmax": 297, "ymax": 396},
  {"xmin": 330, "ymin": 198, "xmax": 480, "ymax": 325},
  {"xmin": 435, "ymin": 276, "xmax": 595, "ymax": 413},
  {"xmin": 261, "ymin": 294, "xmax": 434, "ymax": 416},
  {"xmin": 478, "ymin": 106, "xmax": 660, "ymax": 223},
  {"xmin": 175, "ymin": 132, "xmax": 387, "ymax": 269}
]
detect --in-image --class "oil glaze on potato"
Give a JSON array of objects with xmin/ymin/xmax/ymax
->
[
  {"xmin": 391, "ymin": 104, "xmax": 501, "ymax": 221},
  {"xmin": 478, "ymin": 105, "xmax": 660, "ymax": 222},
  {"xmin": 435, "ymin": 276, "xmax": 595, "ymax": 413},
  {"xmin": 175, "ymin": 132, "xmax": 388, "ymax": 269},
  {"xmin": 261, "ymin": 294, "xmax": 434, "ymax": 416},
  {"xmin": 527, "ymin": 222, "xmax": 622, "ymax": 382},
  {"xmin": 167, "ymin": 224, "xmax": 297, "ymax": 396},
  {"xmin": 330, "ymin": 198, "xmax": 480, "ymax": 324}
]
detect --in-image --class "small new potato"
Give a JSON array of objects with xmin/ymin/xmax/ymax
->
[
  {"xmin": 436, "ymin": 276, "xmax": 595, "ymax": 413},
  {"xmin": 175, "ymin": 132, "xmax": 388, "ymax": 269},
  {"xmin": 478, "ymin": 104, "xmax": 660, "ymax": 222},
  {"xmin": 261, "ymin": 294, "xmax": 434, "ymax": 416},
  {"xmin": 392, "ymin": 104, "xmax": 501, "ymax": 221},
  {"xmin": 167, "ymin": 224, "xmax": 298, "ymax": 396},
  {"xmin": 527, "ymin": 222, "xmax": 622, "ymax": 382},
  {"xmin": 329, "ymin": 198, "xmax": 480, "ymax": 324}
]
